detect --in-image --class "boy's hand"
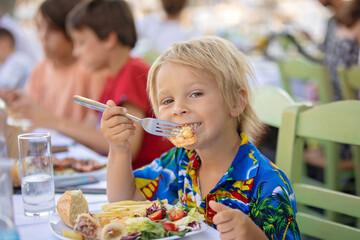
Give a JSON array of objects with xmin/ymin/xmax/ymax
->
[
  {"xmin": 209, "ymin": 201, "xmax": 267, "ymax": 240},
  {"xmin": 100, "ymin": 100, "xmax": 136, "ymax": 152}
]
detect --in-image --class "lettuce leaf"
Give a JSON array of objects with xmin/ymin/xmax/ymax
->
[{"xmin": 173, "ymin": 208, "xmax": 204, "ymax": 226}]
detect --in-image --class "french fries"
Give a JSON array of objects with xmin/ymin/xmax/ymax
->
[
  {"xmin": 95, "ymin": 199, "xmax": 168, "ymax": 227},
  {"xmin": 62, "ymin": 229, "xmax": 83, "ymax": 240},
  {"xmin": 101, "ymin": 199, "xmax": 167, "ymax": 212}
]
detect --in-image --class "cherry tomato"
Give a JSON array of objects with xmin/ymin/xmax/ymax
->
[
  {"xmin": 169, "ymin": 208, "xmax": 186, "ymax": 221},
  {"xmin": 161, "ymin": 222, "xmax": 179, "ymax": 232},
  {"xmin": 149, "ymin": 210, "xmax": 162, "ymax": 221}
]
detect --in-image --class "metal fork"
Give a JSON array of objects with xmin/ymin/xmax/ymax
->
[{"xmin": 73, "ymin": 95, "xmax": 182, "ymax": 137}]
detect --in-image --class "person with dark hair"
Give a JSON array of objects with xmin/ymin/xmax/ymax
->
[
  {"xmin": 67, "ymin": 0, "xmax": 173, "ymax": 169},
  {"xmin": 320, "ymin": 0, "xmax": 360, "ymax": 100},
  {"xmin": 133, "ymin": 0, "xmax": 200, "ymax": 62},
  {"xmin": 0, "ymin": 0, "xmax": 107, "ymax": 150},
  {"xmin": 0, "ymin": 27, "xmax": 33, "ymax": 89}
]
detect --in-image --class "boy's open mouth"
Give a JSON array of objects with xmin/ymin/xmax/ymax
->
[{"xmin": 184, "ymin": 123, "xmax": 201, "ymax": 133}]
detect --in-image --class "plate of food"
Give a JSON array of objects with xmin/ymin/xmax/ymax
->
[
  {"xmin": 50, "ymin": 190, "xmax": 208, "ymax": 240},
  {"xmin": 52, "ymin": 144, "xmax": 107, "ymax": 185}
]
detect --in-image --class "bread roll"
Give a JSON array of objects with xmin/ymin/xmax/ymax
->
[{"xmin": 57, "ymin": 190, "xmax": 89, "ymax": 228}]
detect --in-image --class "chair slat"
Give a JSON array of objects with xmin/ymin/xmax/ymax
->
[
  {"xmin": 297, "ymin": 213, "xmax": 360, "ymax": 240},
  {"xmin": 294, "ymin": 184, "xmax": 360, "ymax": 218},
  {"xmin": 295, "ymin": 101, "xmax": 360, "ymax": 145}
]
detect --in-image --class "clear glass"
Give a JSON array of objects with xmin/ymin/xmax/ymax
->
[
  {"xmin": 0, "ymin": 159, "xmax": 20, "ymax": 240},
  {"xmin": 18, "ymin": 133, "xmax": 55, "ymax": 216}
]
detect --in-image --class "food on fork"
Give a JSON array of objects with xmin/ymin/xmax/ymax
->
[
  {"xmin": 57, "ymin": 190, "xmax": 89, "ymax": 228},
  {"xmin": 170, "ymin": 125, "xmax": 197, "ymax": 148}
]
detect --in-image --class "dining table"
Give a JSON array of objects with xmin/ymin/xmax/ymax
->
[
  {"xmin": 12, "ymin": 180, "xmax": 220, "ymax": 240},
  {"xmin": 10, "ymin": 129, "xmax": 221, "ymax": 240}
]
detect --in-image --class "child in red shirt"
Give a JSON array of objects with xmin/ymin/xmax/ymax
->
[{"xmin": 67, "ymin": 0, "xmax": 173, "ymax": 169}]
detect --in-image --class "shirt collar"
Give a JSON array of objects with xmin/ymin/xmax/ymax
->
[
  {"xmin": 221, "ymin": 131, "xmax": 260, "ymax": 182},
  {"xmin": 188, "ymin": 131, "xmax": 260, "ymax": 182}
]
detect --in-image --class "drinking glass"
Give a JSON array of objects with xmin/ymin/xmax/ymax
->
[{"xmin": 17, "ymin": 132, "xmax": 55, "ymax": 216}]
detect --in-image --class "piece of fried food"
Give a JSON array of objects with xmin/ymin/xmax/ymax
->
[{"xmin": 170, "ymin": 125, "xmax": 197, "ymax": 148}]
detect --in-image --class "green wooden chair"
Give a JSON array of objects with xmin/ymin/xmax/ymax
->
[
  {"xmin": 276, "ymin": 101, "xmax": 360, "ymax": 239},
  {"xmin": 253, "ymin": 86, "xmax": 297, "ymax": 128},
  {"xmin": 337, "ymin": 66, "xmax": 360, "ymax": 195},
  {"xmin": 338, "ymin": 66, "xmax": 360, "ymax": 100},
  {"xmin": 277, "ymin": 57, "xmax": 334, "ymax": 104},
  {"xmin": 278, "ymin": 58, "xmax": 345, "ymax": 191}
]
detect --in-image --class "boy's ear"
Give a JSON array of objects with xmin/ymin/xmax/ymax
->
[
  {"xmin": 104, "ymin": 31, "xmax": 118, "ymax": 49},
  {"xmin": 230, "ymin": 88, "xmax": 247, "ymax": 117}
]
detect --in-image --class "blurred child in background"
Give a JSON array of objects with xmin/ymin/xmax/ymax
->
[
  {"xmin": 0, "ymin": 27, "xmax": 33, "ymax": 90},
  {"xmin": 66, "ymin": 0, "xmax": 173, "ymax": 169},
  {"xmin": 0, "ymin": 0, "xmax": 42, "ymax": 65},
  {"xmin": 101, "ymin": 36, "xmax": 300, "ymax": 240},
  {"xmin": 0, "ymin": 0, "xmax": 106, "ymax": 149}
]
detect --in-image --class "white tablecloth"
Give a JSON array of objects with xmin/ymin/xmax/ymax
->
[{"xmin": 12, "ymin": 191, "xmax": 220, "ymax": 240}]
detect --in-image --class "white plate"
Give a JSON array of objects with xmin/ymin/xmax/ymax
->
[{"xmin": 49, "ymin": 214, "xmax": 208, "ymax": 240}]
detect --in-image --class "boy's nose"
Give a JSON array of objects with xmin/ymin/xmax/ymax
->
[{"xmin": 172, "ymin": 103, "xmax": 188, "ymax": 116}]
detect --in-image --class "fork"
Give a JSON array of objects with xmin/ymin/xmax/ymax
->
[{"xmin": 73, "ymin": 95, "xmax": 182, "ymax": 137}]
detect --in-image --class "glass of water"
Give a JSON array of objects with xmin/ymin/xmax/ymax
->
[{"xmin": 18, "ymin": 132, "xmax": 55, "ymax": 216}]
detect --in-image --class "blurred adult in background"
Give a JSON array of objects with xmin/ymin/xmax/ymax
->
[
  {"xmin": 0, "ymin": 27, "xmax": 33, "ymax": 90},
  {"xmin": 67, "ymin": 0, "xmax": 173, "ymax": 169},
  {"xmin": 0, "ymin": 0, "xmax": 106, "ymax": 142},
  {"xmin": 0, "ymin": 0, "xmax": 42, "ymax": 65},
  {"xmin": 132, "ymin": 0, "xmax": 201, "ymax": 63},
  {"xmin": 319, "ymin": 0, "xmax": 360, "ymax": 100}
]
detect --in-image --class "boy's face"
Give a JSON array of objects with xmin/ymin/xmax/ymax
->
[
  {"xmin": 70, "ymin": 27, "xmax": 108, "ymax": 71},
  {"xmin": 36, "ymin": 13, "xmax": 72, "ymax": 60},
  {"xmin": 156, "ymin": 62, "xmax": 239, "ymax": 150}
]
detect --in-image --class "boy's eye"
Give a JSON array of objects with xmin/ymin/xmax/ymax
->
[
  {"xmin": 161, "ymin": 98, "xmax": 173, "ymax": 105},
  {"xmin": 190, "ymin": 92, "xmax": 203, "ymax": 98}
]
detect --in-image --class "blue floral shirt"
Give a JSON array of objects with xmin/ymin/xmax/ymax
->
[{"xmin": 133, "ymin": 132, "xmax": 300, "ymax": 239}]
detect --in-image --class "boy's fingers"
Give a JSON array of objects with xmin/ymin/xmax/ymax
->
[
  {"xmin": 106, "ymin": 100, "xmax": 117, "ymax": 107},
  {"xmin": 209, "ymin": 201, "xmax": 231, "ymax": 213}
]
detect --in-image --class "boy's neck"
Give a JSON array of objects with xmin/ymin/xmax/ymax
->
[
  {"xmin": 108, "ymin": 46, "xmax": 131, "ymax": 76},
  {"xmin": 197, "ymin": 131, "xmax": 242, "ymax": 172}
]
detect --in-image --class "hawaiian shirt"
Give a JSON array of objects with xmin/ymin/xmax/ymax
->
[{"xmin": 133, "ymin": 132, "xmax": 300, "ymax": 239}]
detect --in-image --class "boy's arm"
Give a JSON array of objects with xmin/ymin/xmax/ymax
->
[
  {"xmin": 101, "ymin": 100, "xmax": 144, "ymax": 202},
  {"xmin": 106, "ymin": 146, "xmax": 145, "ymax": 202}
]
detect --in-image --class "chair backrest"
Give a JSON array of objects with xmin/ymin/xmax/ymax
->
[
  {"xmin": 337, "ymin": 66, "xmax": 360, "ymax": 100},
  {"xmin": 253, "ymin": 86, "xmax": 296, "ymax": 128},
  {"xmin": 276, "ymin": 101, "xmax": 360, "ymax": 239},
  {"xmin": 278, "ymin": 58, "xmax": 334, "ymax": 104}
]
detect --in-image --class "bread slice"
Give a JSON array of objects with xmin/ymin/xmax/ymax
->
[{"xmin": 57, "ymin": 190, "xmax": 89, "ymax": 228}]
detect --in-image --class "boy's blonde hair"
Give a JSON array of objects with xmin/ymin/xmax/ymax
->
[{"xmin": 147, "ymin": 36, "xmax": 263, "ymax": 143}]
